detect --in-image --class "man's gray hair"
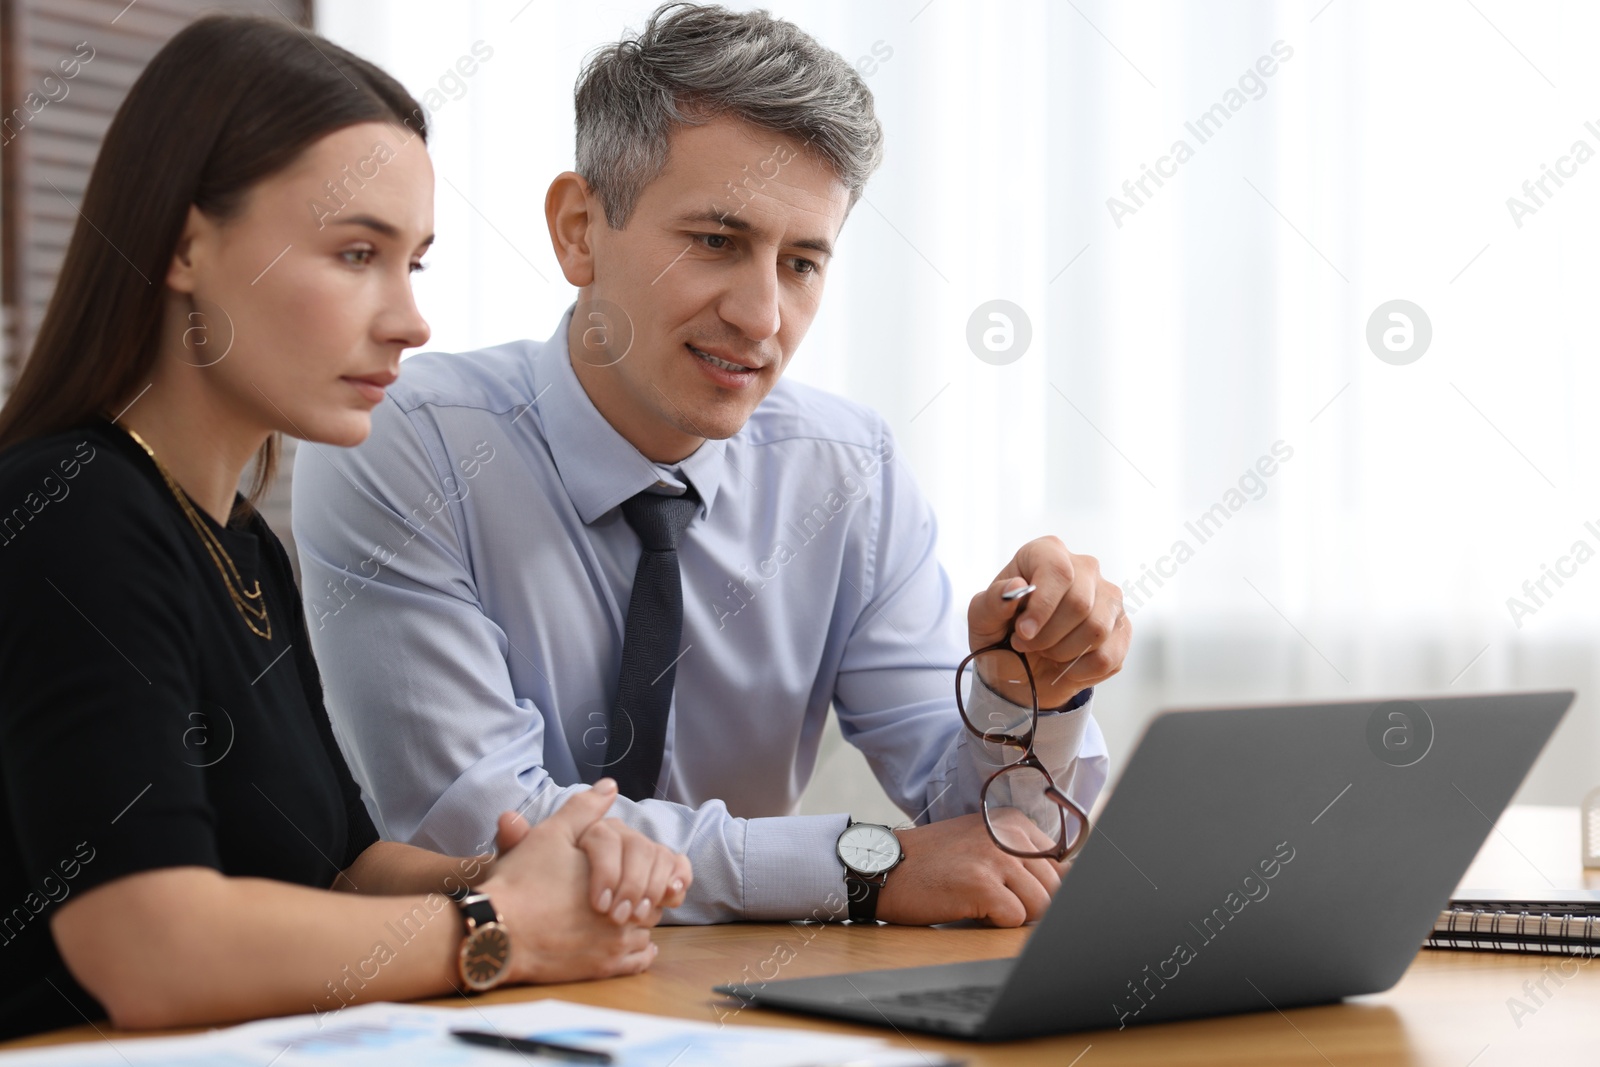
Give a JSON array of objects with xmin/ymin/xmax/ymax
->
[{"xmin": 574, "ymin": 2, "xmax": 884, "ymax": 229}]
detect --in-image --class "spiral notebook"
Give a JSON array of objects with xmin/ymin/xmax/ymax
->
[{"xmin": 1426, "ymin": 889, "xmax": 1600, "ymax": 956}]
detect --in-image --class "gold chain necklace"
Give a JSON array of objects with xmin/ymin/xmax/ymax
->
[{"xmin": 120, "ymin": 426, "xmax": 272, "ymax": 640}]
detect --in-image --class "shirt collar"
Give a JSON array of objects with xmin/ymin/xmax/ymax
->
[{"xmin": 536, "ymin": 305, "xmax": 726, "ymax": 525}]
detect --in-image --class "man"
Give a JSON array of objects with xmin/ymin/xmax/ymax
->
[{"xmin": 294, "ymin": 2, "xmax": 1130, "ymax": 926}]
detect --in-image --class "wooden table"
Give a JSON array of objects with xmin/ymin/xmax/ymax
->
[{"xmin": 7, "ymin": 806, "xmax": 1599, "ymax": 1065}]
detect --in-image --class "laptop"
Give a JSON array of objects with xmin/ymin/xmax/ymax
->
[{"xmin": 715, "ymin": 691, "xmax": 1574, "ymax": 1040}]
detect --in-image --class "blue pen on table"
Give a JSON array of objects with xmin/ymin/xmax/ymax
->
[{"xmin": 450, "ymin": 1028, "xmax": 614, "ymax": 1063}]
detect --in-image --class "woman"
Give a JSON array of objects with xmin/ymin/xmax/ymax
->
[{"xmin": 0, "ymin": 15, "xmax": 689, "ymax": 1041}]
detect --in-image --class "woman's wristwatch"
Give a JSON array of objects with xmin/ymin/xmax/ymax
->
[
  {"xmin": 835, "ymin": 820, "xmax": 904, "ymax": 923},
  {"xmin": 449, "ymin": 886, "xmax": 513, "ymax": 992}
]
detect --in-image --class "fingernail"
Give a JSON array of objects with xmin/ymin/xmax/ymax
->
[
  {"xmin": 670, "ymin": 879, "xmax": 684, "ymax": 894},
  {"xmin": 1018, "ymin": 618, "xmax": 1038, "ymax": 640},
  {"xmin": 595, "ymin": 778, "xmax": 618, "ymax": 792},
  {"xmin": 639, "ymin": 897, "xmax": 651, "ymax": 914},
  {"xmin": 598, "ymin": 888, "xmax": 613, "ymax": 912},
  {"xmin": 613, "ymin": 899, "xmax": 633, "ymax": 923}
]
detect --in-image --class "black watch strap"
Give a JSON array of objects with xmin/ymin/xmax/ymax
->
[
  {"xmin": 845, "ymin": 872, "xmax": 885, "ymax": 922},
  {"xmin": 449, "ymin": 886, "xmax": 499, "ymax": 928}
]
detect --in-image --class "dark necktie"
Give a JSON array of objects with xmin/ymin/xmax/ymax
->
[{"xmin": 606, "ymin": 485, "xmax": 700, "ymax": 800}]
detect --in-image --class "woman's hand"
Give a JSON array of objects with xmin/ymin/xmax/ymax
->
[
  {"xmin": 479, "ymin": 780, "xmax": 662, "ymax": 983},
  {"xmin": 575, "ymin": 804, "xmax": 692, "ymax": 926},
  {"xmin": 492, "ymin": 779, "xmax": 693, "ymax": 927}
]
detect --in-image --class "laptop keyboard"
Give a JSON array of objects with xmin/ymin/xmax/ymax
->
[{"xmin": 880, "ymin": 983, "xmax": 1000, "ymax": 1017}]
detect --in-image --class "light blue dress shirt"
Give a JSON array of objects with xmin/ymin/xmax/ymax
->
[{"xmin": 292, "ymin": 308, "xmax": 1109, "ymax": 923}]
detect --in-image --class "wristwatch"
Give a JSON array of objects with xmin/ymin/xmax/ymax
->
[
  {"xmin": 449, "ymin": 886, "xmax": 513, "ymax": 992},
  {"xmin": 835, "ymin": 820, "xmax": 903, "ymax": 923}
]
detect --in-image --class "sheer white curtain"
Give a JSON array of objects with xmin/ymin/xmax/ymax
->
[{"xmin": 316, "ymin": 0, "xmax": 1600, "ymax": 811}]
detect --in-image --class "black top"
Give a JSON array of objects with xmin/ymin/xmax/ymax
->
[{"xmin": 0, "ymin": 420, "xmax": 377, "ymax": 1040}]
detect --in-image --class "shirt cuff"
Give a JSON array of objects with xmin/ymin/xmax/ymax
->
[
  {"xmin": 1047, "ymin": 685, "xmax": 1095, "ymax": 715},
  {"xmin": 967, "ymin": 673, "xmax": 1093, "ymax": 718},
  {"xmin": 1032, "ymin": 690, "xmax": 1098, "ymax": 782},
  {"xmin": 741, "ymin": 813, "xmax": 852, "ymax": 921},
  {"xmin": 965, "ymin": 676, "xmax": 1099, "ymax": 776}
]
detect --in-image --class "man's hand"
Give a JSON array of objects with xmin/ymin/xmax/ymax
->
[
  {"xmin": 478, "ymin": 781, "xmax": 658, "ymax": 983},
  {"xmin": 968, "ymin": 536, "xmax": 1131, "ymax": 710},
  {"xmin": 874, "ymin": 812, "xmax": 1063, "ymax": 927}
]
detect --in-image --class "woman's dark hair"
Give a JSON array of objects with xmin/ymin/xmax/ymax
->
[{"xmin": 0, "ymin": 15, "xmax": 427, "ymax": 509}]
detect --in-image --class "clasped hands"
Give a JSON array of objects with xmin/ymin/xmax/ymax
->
[{"xmin": 470, "ymin": 778, "xmax": 692, "ymax": 983}]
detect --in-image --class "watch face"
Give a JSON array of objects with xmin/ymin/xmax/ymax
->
[
  {"xmin": 460, "ymin": 924, "xmax": 513, "ymax": 992},
  {"xmin": 838, "ymin": 823, "xmax": 901, "ymax": 875}
]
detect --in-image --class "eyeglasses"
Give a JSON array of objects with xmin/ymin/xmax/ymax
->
[{"xmin": 954, "ymin": 585, "xmax": 1090, "ymax": 863}]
